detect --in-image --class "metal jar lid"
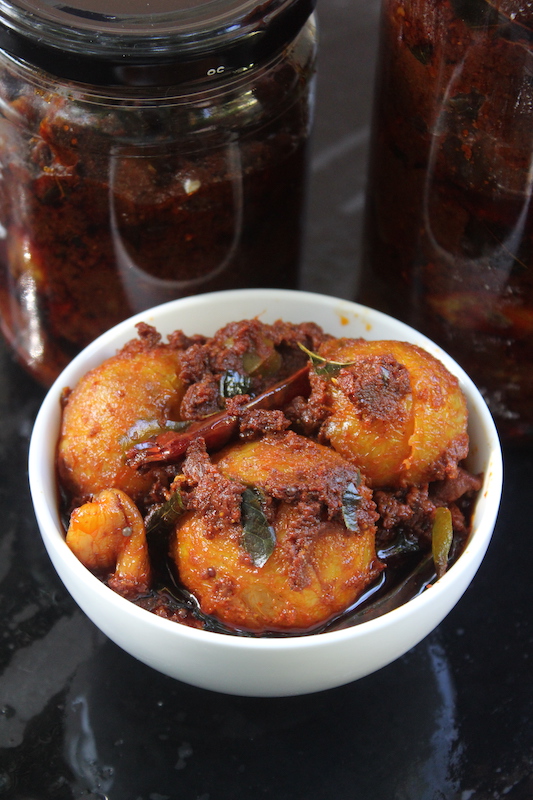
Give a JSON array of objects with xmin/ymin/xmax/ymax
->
[{"xmin": 0, "ymin": 0, "xmax": 316, "ymax": 86}]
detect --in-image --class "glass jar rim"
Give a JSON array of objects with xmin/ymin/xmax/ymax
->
[{"xmin": 0, "ymin": 0, "xmax": 315, "ymax": 87}]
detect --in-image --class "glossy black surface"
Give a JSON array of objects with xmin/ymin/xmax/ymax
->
[{"xmin": 1, "ymin": 1, "xmax": 533, "ymax": 798}]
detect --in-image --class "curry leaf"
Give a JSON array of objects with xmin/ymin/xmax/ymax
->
[
  {"xmin": 145, "ymin": 489, "xmax": 185, "ymax": 535},
  {"xmin": 219, "ymin": 369, "xmax": 253, "ymax": 398},
  {"xmin": 342, "ymin": 478, "xmax": 363, "ymax": 531},
  {"xmin": 378, "ymin": 531, "xmax": 421, "ymax": 561},
  {"xmin": 409, "ymin": 42, "xmax": 433, "ymax": 65},
  {"xmin": 121, "ymin": 418, "xmax": 191, "ymax": 451},
  {"xmin": 298, "ymin": 342, "xmax": 356, "ymax": 377},
  {"xmin": 241, "ymin": 487, "xmax": 276, "ymax": 568}
]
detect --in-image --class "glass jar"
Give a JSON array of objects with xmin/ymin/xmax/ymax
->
[
  {"xmin": 0, "ymin": 0, "xmax": 317, "ymax": 385},
  {"xmin": 359, "ymin": 0, "xmax": 533, "ymax": 444}
]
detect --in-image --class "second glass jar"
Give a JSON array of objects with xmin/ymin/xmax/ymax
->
[{"xmin": 358, "ymin": 0, "xmax": 533, "ymax": 443}]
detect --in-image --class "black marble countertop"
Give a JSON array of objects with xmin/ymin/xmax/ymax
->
[{"xmin": 1, "ymin": 1, "xmax": 533, "ymax": 798}]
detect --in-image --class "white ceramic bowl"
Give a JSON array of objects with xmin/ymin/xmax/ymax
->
[{"xmin": 28, "ymin": 289, "xmax": 503, "ymax": 697}]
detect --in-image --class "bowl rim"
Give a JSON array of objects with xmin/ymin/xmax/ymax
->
[{"xmin": 28, "ymin": 288, "xmax": 504, "ymax": 649}]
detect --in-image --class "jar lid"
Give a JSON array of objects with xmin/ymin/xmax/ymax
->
[{"xmin": 0, "ymin": 0, "xmax": 315, "ymax": 86}]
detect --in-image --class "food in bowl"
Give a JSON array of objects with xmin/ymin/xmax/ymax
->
[{"xmin": 56, "ymin": 315, "xmax": 482, "ymax": 636}]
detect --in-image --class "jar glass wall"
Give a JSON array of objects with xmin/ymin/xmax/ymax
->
[
  {"xmin": 358, "ymin": 0, "xmax": 533, "ymax": 444},
  {"xmin": 0, "ymin": 9, "xmax": 316, "ymax": 384}
]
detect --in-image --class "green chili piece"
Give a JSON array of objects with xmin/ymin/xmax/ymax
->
[{"xmin": 432, "ymin": 506, "xmax": 454, "ymax": 579}]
